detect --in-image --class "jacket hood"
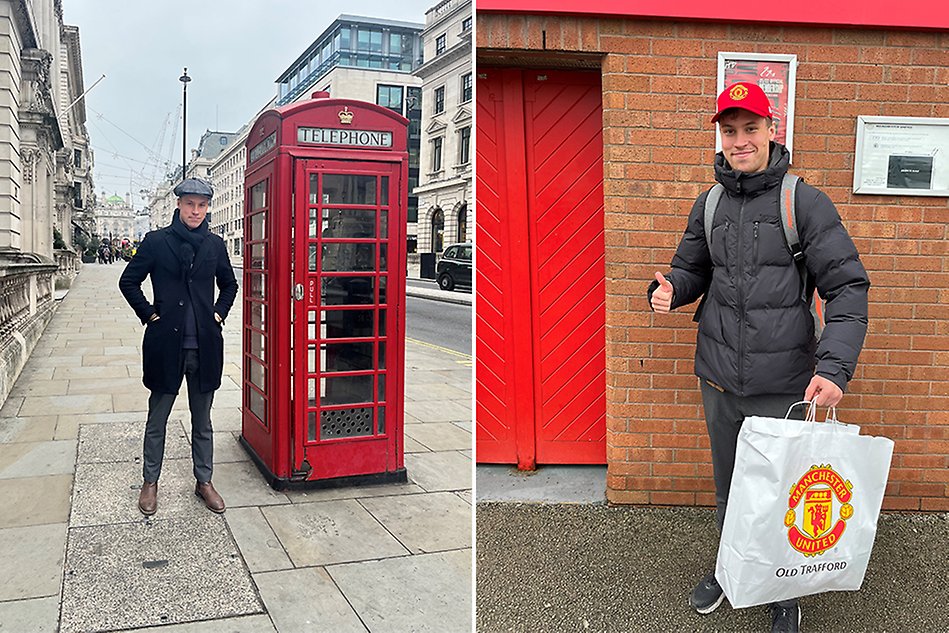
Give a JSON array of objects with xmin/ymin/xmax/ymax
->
[{"xmin": 714, "ymin": 141, "xmax": 790, "ymax": 196}]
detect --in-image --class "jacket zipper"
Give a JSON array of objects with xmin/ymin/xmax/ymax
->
[
  {"xmin": 752, "ymin": 221, "xmax": 760, "ymax": 275},
  {"xmin": 737, "ymin": 197, "xmax": 746, "ymax": 394}
]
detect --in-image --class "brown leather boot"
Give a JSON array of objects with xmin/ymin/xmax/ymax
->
[
  {"xmin": 138, "ymin": 481, "xmax": 158, "ymax": 516},
  {"xmin": 195, "ymin": 481, "xmax": 225, "ymax": 513}
]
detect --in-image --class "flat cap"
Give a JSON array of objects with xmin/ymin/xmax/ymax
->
[{"xmin": 173, "ymin": 177, "xmax": 214, "ymax": 199}]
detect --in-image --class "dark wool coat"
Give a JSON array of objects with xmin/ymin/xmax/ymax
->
[
  {"xmin": 119, "ymin": 223, "xmax": 238, "ymax": 394},
  {"xmin": 649, "ymin": 143, "xmax": 870, "ymax": 397}
]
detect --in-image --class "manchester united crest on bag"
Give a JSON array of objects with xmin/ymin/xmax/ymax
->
[{"xmin": 786, "ymin": 464, "xmax": 853, "ymax": 556}]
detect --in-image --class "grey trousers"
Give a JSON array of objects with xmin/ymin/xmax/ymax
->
[
  {"xmin": 143, "ymin": 349, "xmax": 215, "ymax": 483},
  {"xmin": 700, "ymin": 380, "xmax": 803, "ymax": 608}
]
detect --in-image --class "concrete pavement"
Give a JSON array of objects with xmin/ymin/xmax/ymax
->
[
  {"xmin": 0, "ymin": 263, "xmax": 472, "ymax": 633},
  {"xmin": 476, "ymin": 472, "xmax": 949, "ymax": 633}
]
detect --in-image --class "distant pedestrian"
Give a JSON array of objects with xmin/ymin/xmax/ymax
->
[
  {"xmin": 119, "ymin": 177, "xmax": 238, "ymax": 516},
  {"xmin": 648, "ymin": 82, "xmax": 869, "ymax": 633}
]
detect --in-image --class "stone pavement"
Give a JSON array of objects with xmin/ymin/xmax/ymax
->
[{"xmin": 0, "ymin": 263, "xmax": 472, "ymax": 633}]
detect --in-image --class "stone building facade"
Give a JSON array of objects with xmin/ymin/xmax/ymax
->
[
  {"xmin": 414, "ymin": 0, "xmax": 473, "ymax": 256},
  {"xmin": 0, "ymin": 0, "xmax": 93, "ymax": 409}
]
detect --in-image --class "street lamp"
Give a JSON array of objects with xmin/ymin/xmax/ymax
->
[{"xmin": 179, "ymin": 68, "xmax": 191, "ymax": 180}]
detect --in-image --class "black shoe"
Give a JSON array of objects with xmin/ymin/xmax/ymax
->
[
  {"xmin": 689, "ymin": 572, "xmax": 724, "ymax": 614},
  {"xmin": 770, "ymin": 603, "xmax": 801, "ymax": 633}
]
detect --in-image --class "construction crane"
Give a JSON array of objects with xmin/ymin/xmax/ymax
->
[{"xmin": 143, "ymin": 104, "xmax": 181, "ymax": 197}]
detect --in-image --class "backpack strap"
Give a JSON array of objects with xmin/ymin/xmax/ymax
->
[
  {"xmin": 704, "ymin": 184, "xmax": 725, "ymax": 249},
  {"xmin": 780, "ymin": 173, "xmax": 825, "ymax": 338}
]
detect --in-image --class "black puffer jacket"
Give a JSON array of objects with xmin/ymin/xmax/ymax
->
[{"xmin": 649, "ymin": 143, "xmax": 869, "ymax": 396}]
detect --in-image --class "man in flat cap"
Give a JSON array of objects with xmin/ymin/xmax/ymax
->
[
  {"xmin": 648, "ymin": 82, "xmax": 869, "ymax": 632},
  {"xmin": 120, "ymin": 177, "xmax": 238, "ymax": 515}
]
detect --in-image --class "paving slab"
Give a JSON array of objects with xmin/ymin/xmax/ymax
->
[
  {"xmin": 405, "ymin": 382, "xmax": 471, "ymax": 402},
  {"xmin": 406, "ymin": 399, "xmax": 472, "ymax": 422},
  {"xmin": 405, "ymin": 450, "xmax": 472, "ymax": 492},
  {"xmin": 123, "ymin": 615, "xmax": 277, "ymax": 633},
  {"xmin": 405, "ymin": 422, "xmax": 472, "ymax": 452},
  {"xmin": 70, "ymin": 459, "xmax": 205, "ymax": 527},
  {"xmin": 254, "ymin": 567, "xmax": 366, "ymax": 633},
  {"xmin": 0, "ymin": 439, "xmax": 77, "ymax": 479},
  {"xmin": 329, "ymin": 549, "xmax": 472, "ymax": 633},
  {"xmin": 476, "ymin": 464, "xmax": 608, "ymax": 504},
  {"xmin": 9, "ymin": 379, "xmax": 70, "ymax": 397},
  {"xmin": 284, "ymin": 481, "xmax": 425, "ymax": 504},
  {"xmin": 0, "ymin": 415, "xmax": 58, "ymax": 443},
  {"xmin": 0, "ymin": 523, "xmax": 66, "ymax": 600},
  {"xmin": 68, "ymin": 376, "xmax": 146, "ymax": 395},
  {"xmin": 51, "ymin": 365, "xmax": 130, "ymax": 380},
  {"xmin": 77, "ymin": 420, "xmax": 191, "ymax": 464},
  {"xmin": 18, "ymin": 393, "xmax": 114, "ymax": 416},
  {"xmin": 225, "ymin": 506, "xmax": 293, "ymax": 573},
  {"xmin": 359, "ymin": 491, "xmax": 472, "ymax": 554},
  {"xmin": 211, "ymin": 431, "xmax": 253, "ymax": 463},
  {"xmin": 60, "ymin": 515, "xmax": 264, "ymax": 633},
  {"xmin": 0, "ymin": 596, "xmax": 59, "ymax": 633},
  {"xmin": 55, "ymin": 416, "xmax": 80, "ymax": 439},
  {"xmin": 205, "ymin": 461, "xmax": 291, "ymax": 508},
  {"xmin": 262, "ymin": 499, "xmax": 409, "ymax": 566},
  {"xmin": 122, "ymin": 614, "xmax": 277, "ymax": 633},
  {"xmin": 0, "ymin": 474, "xmax": 72, "ymax": 528},
  {"xmin": 404, "ymin": 435, "xmax": 430, "ymax": 453}
]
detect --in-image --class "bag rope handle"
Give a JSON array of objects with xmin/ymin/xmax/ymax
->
[{"xmin": 785, "ymin": 400, "xmax": 839, "ymax": 424}]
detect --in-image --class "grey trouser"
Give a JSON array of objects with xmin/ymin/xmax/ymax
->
[
  {"xmin": 143, "ymin": 349, "xmax": 215, "ymax": 483},
  {"xmin": 700, "ymin": 380, "xmax": 803, "ymax": 608}
]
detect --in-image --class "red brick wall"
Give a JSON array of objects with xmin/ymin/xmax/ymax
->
[{"xmin": 477, "ymin": 15, "xmax": 949, "ymax": 511}]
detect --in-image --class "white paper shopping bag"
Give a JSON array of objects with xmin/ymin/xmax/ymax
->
[{"xmin": 715, "ymin": 403, "xmax": 894, "ymax": 608}]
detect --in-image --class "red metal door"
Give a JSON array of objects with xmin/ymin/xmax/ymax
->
[
  {"xmin": 292, "ymin": 160, "xmax": 402, "ymax": 480},
  {"xmin": 476, "ymin": 69, "xmax": 605, "ymax": 467}
]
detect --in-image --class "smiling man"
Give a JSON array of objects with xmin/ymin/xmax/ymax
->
[
  {"xmin": 647, "ymin": 82, "xmax": 869, "ymax": 633},
  {"xmin": 119, "ymin": 178, "xmax": 238, "ymax": 517}
]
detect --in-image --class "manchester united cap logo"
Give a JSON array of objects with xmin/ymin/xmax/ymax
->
[
  {"xmin": 729, "ymin": 84, "xmax": 749, "ymax": 101},
  {"xmin": 784, "ymin": 464, "xmax": 854, "ymax": 557}
]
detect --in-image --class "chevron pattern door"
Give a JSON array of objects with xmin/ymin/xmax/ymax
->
[{"xmin": 476, "ymin": 68, "xmax": 605, "ymax": 468}]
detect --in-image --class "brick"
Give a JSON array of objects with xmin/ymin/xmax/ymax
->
[
  {"xmin": 606, "ymin": 489, "xmax": 649, "ymax": 504},
  {"xmin": 912, "ymin": 48, "xmax": 949, "ymax": 66},
  {"xmin": 834, "ymin": 30, "xmax": 886, "ymax": 46},
  {"xmin": 860, "ymin": 47, "xmax": 913, "ymax": 65},
  {"xmin": 808, "ymin": 45, "xmax": 860, "ymax": 63},
  {"xmin": 651, "ymin": 38, "xmax": 704, "ymax": 58},
  {"xmin": 858, "ymin": 84, "xmax": 910, "ymax": 102},
  {"xmin": 881, "ymin": 496, "xmax": 921, "ymax": 511},
  {"xmin": 920, "ymin": 497, "xmax": 949, "ymax": 512},
  {"xmin": 599, "ymin": 35, "xmax": 651, "ymax": 55},
  {"xmin": 833, "ymin": 64, "xmax": 885, "ymax": 83},
  {"xmin": 806, "ymin": 82, "xmax": 859, "ymax": 101},
  {"xmin": 649, "ymin": 491, "xmax": 696, "ymax": 505}
]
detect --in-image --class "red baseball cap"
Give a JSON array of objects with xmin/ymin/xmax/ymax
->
[{"xmin": 712, "ymin": 82, "xmax": 774, "ymax": 123}]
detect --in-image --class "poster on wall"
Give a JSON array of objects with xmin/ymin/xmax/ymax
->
[
  {"xmin": 716, "ymin": 52, "xmax": 798, "ymax": 159},
  {"xmin": 854, "ymin": 116, "xmax": 949, "ymax": 196}
]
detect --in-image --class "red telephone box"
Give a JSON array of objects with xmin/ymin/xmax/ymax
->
[{"xmin": 239, "ymin": 93, "xmax": 408, "ymax": 489}]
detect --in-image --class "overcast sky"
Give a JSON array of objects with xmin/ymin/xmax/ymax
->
[{"xmin": 64, "ymin": 0, "xmax": 431, "ymax": 208}]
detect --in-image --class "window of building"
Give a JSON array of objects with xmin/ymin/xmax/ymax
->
[
  {"xmin": 376, "ymin": 85, "xmax": 404, "ymax": 115},
  {"xmin": 390, "ymin": 33, "xmax": 402, "ymax": 55},
  {"xmin": 458, "ymin": 126, "xmax": 471, "ymax": 165},
  {"xmin": 370, "ymin": 30, "xmax": 383, "ymax": 53},
  {"xmin": 357, "ymin": 29, "xmax": 371, "ymax": 51},
  {"xmin": 461, "ymin": 73, "xmax": 472, "ymax": 103},
  {"xmin": 436, "ymin": 33, "xmax": 446, "ymax": 55},
  {"xmin": 457, "ymin": 203, "xmax": 468, "ymax": 243},
  {"xmin": 74, "ymin": 149, "xmax": 82, "ymax": 168},
  {"xmin": 463, "ymin": 16, "xmax": 472, "ymax": 31},
  {"xmin": 434, "ymin": 86, "xmax": 445, "ymax": 114},
  {"xmin": 432, "ymin": 137, "xmax": 443, "ymax": 172},
  {"xmin": 431, "ymin": 208, "xmax": 444, "ymax": 253}
]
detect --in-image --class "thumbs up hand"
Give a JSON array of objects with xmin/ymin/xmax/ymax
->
[{"xmin": 651, "ymin": 272, "xmax": 674, "ymax": 313}]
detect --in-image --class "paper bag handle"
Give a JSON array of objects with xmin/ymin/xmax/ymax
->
[{"xmin": 785, "ymin": 400, "xmax": 840, "ymax": 424}]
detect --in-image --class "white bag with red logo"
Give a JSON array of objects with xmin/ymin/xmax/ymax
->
[{"xmin": 715, "ymin": 402, "xmax": 894, "ymax": 608}]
